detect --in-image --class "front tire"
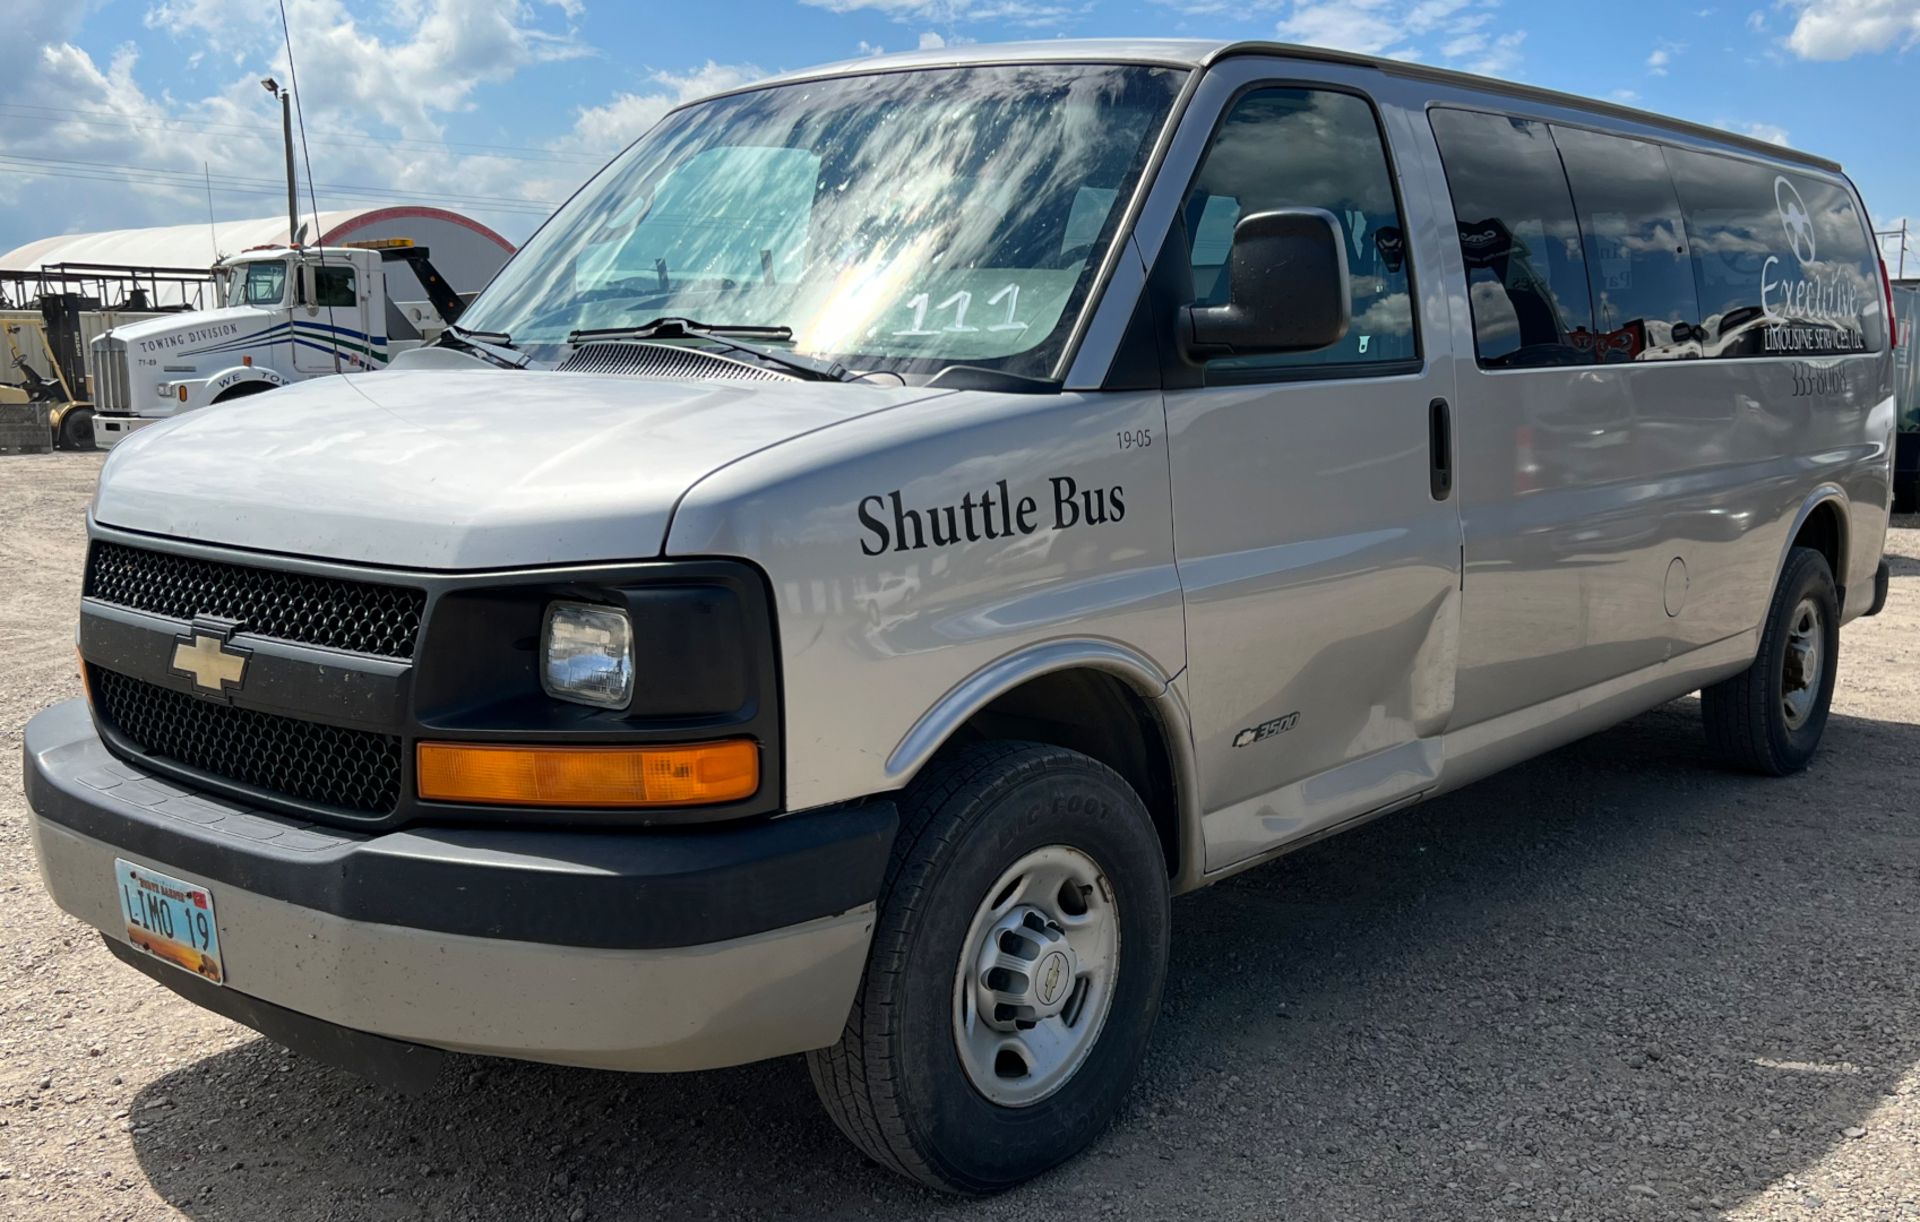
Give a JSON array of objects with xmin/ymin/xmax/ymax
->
[
  {"xmin": 55, "ymin": 406, "xmax": 94, "ymax": 451},
  {"xmin": 807, "ymin": 742, "xmax": 1170, "ymax": 1194},
  {"xmin": 1702, "ymin": 545, "xmax": 1840, "ymax": 775}
]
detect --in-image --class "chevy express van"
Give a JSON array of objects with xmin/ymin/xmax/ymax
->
[{"xmin": 24, "ymin": 40, "xmax": 1897, "ymax": 1192}]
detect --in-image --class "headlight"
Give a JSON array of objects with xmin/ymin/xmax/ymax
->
[{"xmin": 541, "ymin": 601, "xmax": 634, "ymax": 709}]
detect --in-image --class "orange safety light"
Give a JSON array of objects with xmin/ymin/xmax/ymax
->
[{"xmin": 416, "ymin": 740, "xmax": 759, "ymax": 808}]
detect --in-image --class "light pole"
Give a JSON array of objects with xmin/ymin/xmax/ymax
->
[{"xmin": 260, "ymin": 77, "xmax": 298, "ymax": 247}]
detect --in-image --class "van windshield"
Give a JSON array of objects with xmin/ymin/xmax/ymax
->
[{"xmin": 460, "ymin": 63, "xmax": 1185, "ymax": 379}]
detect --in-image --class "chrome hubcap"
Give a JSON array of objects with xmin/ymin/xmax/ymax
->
[
  {"xmin": 1782, "ymin": 596, "xmax": 1823, "ymax": 730},
  {"xmin": 952, "ymin": 845, "xmax": 1118, "ymax": 1107}
]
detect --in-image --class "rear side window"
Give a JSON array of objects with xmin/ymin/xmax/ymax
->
[
  {"xmin": 1664, "ymin": 148, "xmax": 1882, "ymax": 357},
  {"xmin": 1429, "ymin": 109, "xmax": 1594, "ymax": 368},
  {"xmin": 1550, "ymin": 126, "xmax": 1701, "ymax": 362},
  {"xmin": 1182, "ymin": 86, "xmax": 1416, "ymax": 375}
]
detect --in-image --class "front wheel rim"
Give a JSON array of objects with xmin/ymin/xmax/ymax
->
[
  {"xmin": 1781, "ymin": 595, "xmax": 1824, "ymax": 731},
  {"xmin": 952, "ymin": 844, "xmax": 1119, "ymax": 1108}
]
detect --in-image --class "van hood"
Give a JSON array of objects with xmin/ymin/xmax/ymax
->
[{"xmin": 92, "ymin": 367, "xmax": 945, "ymax": 569}]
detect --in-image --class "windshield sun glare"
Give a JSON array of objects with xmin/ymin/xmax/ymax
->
[{"xmin": 460, "ymin": 64, "xmax": 1184, "ymax": 379}]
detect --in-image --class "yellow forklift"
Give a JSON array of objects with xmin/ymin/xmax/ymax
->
[
  {"xmin": 3, "ymin": 318, "xmax": 92, "ymax": 450},
  {"xmin": 1, "ymin": 263, "xmax": 215, "ymax": 452}
]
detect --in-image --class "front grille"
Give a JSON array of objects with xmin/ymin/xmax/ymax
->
[
  {"xmin": 91, "ymin": 339, "xmax": 129, "ymax": 413},
  {"xmin": 92, "ymin": 668, "xmax": 402, "ymax": 815},
  {"xmin": 85, "ymin": 542, "xmax": 425, "ymax": 660}
]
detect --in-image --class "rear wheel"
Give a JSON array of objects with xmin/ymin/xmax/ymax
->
[
  {"xmin": 807, "ymin": 742, "xmax": 1170, "ymax": 1194},
  {"xmin": 1702, "ymin": 545, "xmax": 1840, "ymax": 775}
]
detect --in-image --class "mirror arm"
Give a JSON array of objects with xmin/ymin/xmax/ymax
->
[{"xmin": 1179, "ymin": 303, "xmax": 1239, "ymax": 360}]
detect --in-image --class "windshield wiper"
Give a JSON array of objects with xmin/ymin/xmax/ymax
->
[
  {"xmin": 437, "ymin": 323, "xmax": 526, "ymax": 369},
  {"xmin": 567, "ymin": 317, "xmax": 853, "ymax": 383}
]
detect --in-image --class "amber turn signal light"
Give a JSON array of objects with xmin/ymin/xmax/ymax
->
[{"xmin": 415, "ymin": 740, "xmax": 759, "ymax": 808}]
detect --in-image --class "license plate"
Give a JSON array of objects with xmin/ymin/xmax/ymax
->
[{"xmin": 113, "ymin": 859, "xmax": 225, "ymax": 985}]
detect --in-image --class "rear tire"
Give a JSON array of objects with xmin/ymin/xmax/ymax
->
[
  {"xmin": 807, "ymin": 741, "xmax": 1170, "ymax": 1194},
  {"xmin": 1702, "ymin": 545, "xmax": 1839, "ymax": 775}
]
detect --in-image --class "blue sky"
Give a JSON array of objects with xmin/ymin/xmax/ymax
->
[{"xmin": 1, "ymin": 0, "xmax": 1916, "ymax": 272}]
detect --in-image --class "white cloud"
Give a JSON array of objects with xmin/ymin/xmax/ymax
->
[
  {"xmin": 1463, "ymin": 31, "xmax": 1525, "ymax": 74},
  {"xmin": 918, "ymin": 31, "xmax": 947, "ymax": 48},
  {"xmin": 1265, "ymin": 0, "xmax": 1524, "ymax": 73},
  {"xmin": 1156, "ymin": 0, "xmax": 1283, "ymax": 13},
  {"xmin": 798, "ymin": 0, "xmax": 1080, "ymax": 28},
  {"xmin": 1646, "ymin": 47, "xmax": 1671, "ymax": 74},
  {"xmin": 1715, "ymin": 118, "xmax": 1792, "ymax": 145},
  {"xmin": 1746, "ymin": 9, "xmax": 1767, "ymax": 31},
  {"xmin": 141, "ymin": 0, "xmax": 588, "ymax": 132},
  {"xmin": 1612, "ymin": 87, "xmax": 1640, "ymax": 101},
  {"xmin": 1275, "ymin": 0, "xmax": 1406, "ymax": 54},
  {"xmin": 0, "ymin": 1, "xmax": 717, "ymax": 251},
  {"xmin": 1781, "ymin": 0, "xmax": 1920, "ymax": 59},
  {"xmin": 556, "ymin": 62, "xmax": 763, "ymax": 155}
]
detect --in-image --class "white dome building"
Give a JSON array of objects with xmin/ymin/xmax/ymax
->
[{"xmin": 1, "ymin": 206, "xmax": 516, "ymax": 306}]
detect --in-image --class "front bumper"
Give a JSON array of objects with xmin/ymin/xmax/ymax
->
[
  {"xmin": 91, "ymin": 415, "xmax": 159, "ymax": 450},
  {"xmin": 25, "ymin": 699, "xmax": 893, "ymax": 1075}
]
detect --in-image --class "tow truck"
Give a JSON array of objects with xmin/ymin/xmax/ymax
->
[{"xmin": 90, "ymin": 239, "xmax": 467, "ymax": 448}]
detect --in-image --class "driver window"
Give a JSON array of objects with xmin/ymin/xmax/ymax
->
[
  {"xmin": 1183, "ymin": 87, "xmax": 1417, "ymax": 373},
  {"xmin": 313, "ymin": 266, "xmax": 357, "ymax": 308}
]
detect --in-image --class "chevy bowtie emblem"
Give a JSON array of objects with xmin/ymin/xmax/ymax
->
[{"xmin": 170, "ymin": 617, "xmax": 250, "ymax": 699}]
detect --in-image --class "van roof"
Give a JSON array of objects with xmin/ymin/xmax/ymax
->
[{"xmin": 734, "ymin": 38, "xmax": 1842, "ymax": 174}]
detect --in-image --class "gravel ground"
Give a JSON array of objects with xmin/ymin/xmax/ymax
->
[{"xmin": 2, "ymin": 450, "xmax": 1917, "ymax": 1221}]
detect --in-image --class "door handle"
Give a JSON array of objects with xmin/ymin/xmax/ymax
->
[{"xmin": 1428, "ymin": 398, "xmax": 1453, "ymax": 501}]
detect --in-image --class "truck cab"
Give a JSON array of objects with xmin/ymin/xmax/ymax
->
[{"xmin": 90, "ymin": 242, "xmax": 460, "ymax": 447}]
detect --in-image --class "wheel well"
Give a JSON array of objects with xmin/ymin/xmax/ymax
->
[
  {"xmin": 947, "ymin": 669, "xmax": 1183, "ymax": 879},
  {"xmin": 212, "ymin": 381, "xmax": 275, "ymax": 404},
  {"xmin": 1792, "ymin": 500, "xmax": 1847, "ymax": 598}
]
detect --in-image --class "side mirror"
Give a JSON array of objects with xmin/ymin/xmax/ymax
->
[
  {"xmin": 297, "ymin": 263, "xmax": 317, "ymax": 314},
  {"xmin": 1182, "ymin": 208, "xmax": 1350, "ymax": 360}
]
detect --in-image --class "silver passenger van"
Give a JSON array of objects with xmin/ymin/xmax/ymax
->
[{"xmin": 23, "ymin": 39, "xmax": 1898, "ymax": 1192}]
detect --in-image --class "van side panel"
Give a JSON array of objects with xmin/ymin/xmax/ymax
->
[
  {"xmin": 665, "ymin": 389, "xmax": 1186, "ymax": 815},
  {"xmin": 1415, "ymin": 104, "xmax": 1662, "ymax": 727},
  {"xmin": 1415, "ymin": 85, "xmax": 1895, "ymax": 732}
]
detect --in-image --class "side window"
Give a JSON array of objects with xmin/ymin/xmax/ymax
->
[
  {"xmin": 1430, "ymin": 108, "xmax": 1595, "ymax": 368},
  {"xmin": 1183, "ymin": 87, "xmax": 1416, "ymax": 374},
  {"xmin": 313, "ymin": 266, "xmax": 357, "ymax": 308},
  {"xmin": 1665, "ymin": 147, "xmax": 1883, "ymax": 358},
  {"xmin": 1548, "ymin": 126, "xmax": 1701, "ymax": 361}
]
